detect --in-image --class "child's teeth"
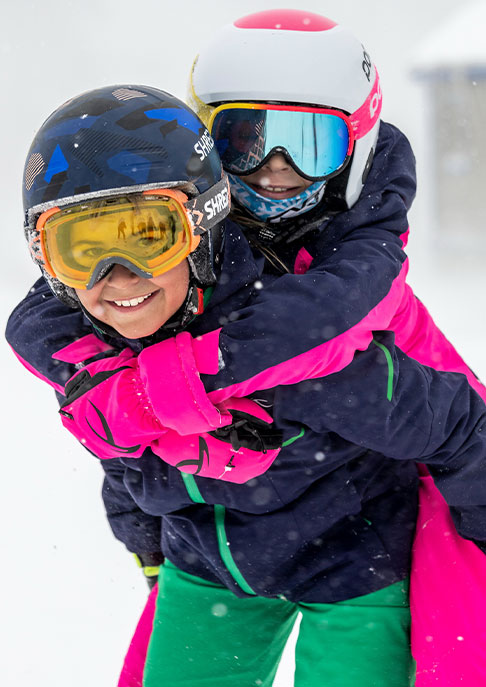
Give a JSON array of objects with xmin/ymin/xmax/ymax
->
[{"xmin": 114, "ymin": 294, "xmax": 151, "ymax": 307}]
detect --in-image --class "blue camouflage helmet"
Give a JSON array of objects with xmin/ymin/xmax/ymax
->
[
  {"xmin": 23, "ymin": 85, "xmax": 229, "ymax": 312},
  {"xmin": 23, "ymin": 84, "xmax": 223, "ymax": 211}
]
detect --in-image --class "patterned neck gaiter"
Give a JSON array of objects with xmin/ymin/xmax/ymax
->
[{"xmin": 228, "ymin": 174, "xmax": 326, "ymax": 223}]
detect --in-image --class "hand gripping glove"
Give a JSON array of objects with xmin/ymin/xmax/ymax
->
[
  {"xmin": 58, "ymin": 330, "xmax": 234, "ymax": 460},
  {"xmin": 151, "ymin": 397, "xmax": 283, "ymax": 483}
]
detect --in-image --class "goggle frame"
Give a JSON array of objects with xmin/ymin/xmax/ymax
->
[
  {"xmin": 207, "ymin": 102, "xmax": 355, "ymax": 181},
  {"xmin": 36, "ymin": 188, "xmax": 201, "ymax": 290}
]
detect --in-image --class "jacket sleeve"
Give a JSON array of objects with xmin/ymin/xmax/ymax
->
[
  {"xmin": 277, "ymin": 331, "xmax": 486, "ymax": 546},
  {"xmin": 101, "ymin": 458, "xmax": 163, "ymax": 554},
  {"xmin": 5, "ymin": 278, "xmax": 90, "ymax": 394},
  {"xmin": 5, "ymin": 280, "xmax": 282, "ymax": 474}
]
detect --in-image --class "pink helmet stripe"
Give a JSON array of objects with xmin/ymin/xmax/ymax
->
[
  {"xmin": 350, "ymin": 71, "xmax": 382, "ymax": 140},
  {"xmin": 234, "ymin": 10, "xmax": 337, "ymax": 32}
]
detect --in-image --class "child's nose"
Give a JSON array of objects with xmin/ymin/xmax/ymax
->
[
  {"xmin": 263, "ymin": 153, "xmax": 290, "ymax": 172},
  {"xmin": 106, "ymin": 263, "xmax": 141, "ymax": 287}
]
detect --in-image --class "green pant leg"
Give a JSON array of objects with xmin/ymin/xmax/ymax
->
[
  {"xmin": 295, "ymin": 580, "xmax": 414, "ymax": 687},
  {"xmin": 143, "ymin": 561, "xmax": 298, "ymax": 687}
]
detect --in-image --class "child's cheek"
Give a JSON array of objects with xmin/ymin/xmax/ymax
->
[{"xmin": 88, "ymin": 301, "xmax": 107, "ymax": 320}]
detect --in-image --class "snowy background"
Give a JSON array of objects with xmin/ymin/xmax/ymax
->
[{"xmin": 2, "ymin": 1, "xmax": 486, "ymax": 685}]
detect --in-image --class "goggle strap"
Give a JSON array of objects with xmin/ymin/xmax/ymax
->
[{"xmin": 186, "ymin": 175, "xmax": 230, "ymax": 235}]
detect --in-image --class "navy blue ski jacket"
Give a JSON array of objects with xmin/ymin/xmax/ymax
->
[{"xmin": 7, "ymin": 217, "xmax": 486, "ymax": 603}]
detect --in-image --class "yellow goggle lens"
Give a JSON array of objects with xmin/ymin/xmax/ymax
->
[{"xmin": 41, "ymin": 194, "xmax": 195, "ymax": 288}]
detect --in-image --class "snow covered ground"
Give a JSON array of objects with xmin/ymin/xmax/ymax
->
[{"xmin": 2, "ymin": 1, "xmax": 485, "ymax": 685}]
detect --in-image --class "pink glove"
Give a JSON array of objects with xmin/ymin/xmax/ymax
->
[
  {"xmin": 58, "ymin": 334, "xmax": 283, "ymax": 480},
  {"xmin": 59, "ymin": 346, "xmax": 163, "ymax": 458},
  {"xmin": 59, "ymin": 331, "xmax": 231, "ymax": 459},
  {"xmin": 151, "ymin": 397, "xmax": 282, "ymax": 483}
]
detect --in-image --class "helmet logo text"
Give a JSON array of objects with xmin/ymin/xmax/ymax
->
[
  {"xmin": 204, "ymin": 187, "xmax": 229, "ymax": 220},
  {"xmin": 369, "ymin": 81, "xmax": 382, "ymax": 119},
  {"xmin": 194, "ymin": 130, "xmax": 215, "ymax": 161},
  {"xmin": 362, "ymin": 47, "xmax": 372, "ymax": 82}
]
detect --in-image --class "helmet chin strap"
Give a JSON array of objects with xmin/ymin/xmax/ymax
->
[{"xmin": 228, "ymin": 174, "xmax": 326, "ymax": 223}]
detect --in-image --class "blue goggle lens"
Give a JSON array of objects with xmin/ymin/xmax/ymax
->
[{"xmin": 210, "ymin": 107, "xmax": 351, "ymax": 181}]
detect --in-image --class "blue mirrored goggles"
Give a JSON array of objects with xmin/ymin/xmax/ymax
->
[{"xmin": 208, "ymin": 103, "xmax": 354, "ymax": 181}]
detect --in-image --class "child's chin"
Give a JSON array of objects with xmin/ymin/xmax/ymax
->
[
  {"xmin": 127, "ymin": 327, "xmax": 163, "ymax": 340},
  {"xmin": 113, "ymin": 320, "xmax": 167, "ymax": 340}
]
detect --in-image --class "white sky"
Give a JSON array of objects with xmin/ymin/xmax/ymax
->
[
  {"xmin": 1, "ymin": 1, "xmax": 485, "ymax": 685},
  {"xmin": 414, "ymin": 1, "xmax": 486, "ymax": 68}
]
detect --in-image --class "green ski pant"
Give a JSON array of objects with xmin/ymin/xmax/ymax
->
[{"xmin": 144, "ymin": 560, "xmax": 414, "ymax": 687}]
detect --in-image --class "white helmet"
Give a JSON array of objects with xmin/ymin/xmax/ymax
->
[{"xmin": 188, "ymin": 9, "xmax": 382, "ymax": 210}]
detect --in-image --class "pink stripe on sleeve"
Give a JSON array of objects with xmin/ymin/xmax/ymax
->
[
  {"xmin": 392, "ymin": 285, "xmax": 486, "ymax": 402},
  {"xmin": 208, "ymin": 262, "xmax": 407, "ymax": 404},
  {"xmin": 51, "ymin": 334, "xmax": 115, "ymax": 363}
]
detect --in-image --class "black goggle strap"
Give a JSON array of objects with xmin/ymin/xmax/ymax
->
[{"xmin": 185, "ymin": 175, "xmax": 230, "ymax": 236}]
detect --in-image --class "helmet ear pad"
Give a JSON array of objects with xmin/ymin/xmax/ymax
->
[{"xmin": 344, "ymin": 126, "xmax": 380, "ymax": 208}]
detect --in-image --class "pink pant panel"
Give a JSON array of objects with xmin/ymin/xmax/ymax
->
[
  {"xmin": 411, "ymin": 475, "xmax": 486, "ymax": 685},
  {"xmin": 117, "ymin": 584, "xmax": 158, "ymax": 687}
]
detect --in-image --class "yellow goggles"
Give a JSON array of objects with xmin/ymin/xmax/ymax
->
[{"xmin": 36, "ymin": 183, "xmax": 230, "ymax": 289}]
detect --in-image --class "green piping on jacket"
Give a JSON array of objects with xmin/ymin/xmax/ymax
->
[
  {"xmin": 213, "ymin": 504, "xmax": 256, "ymax": 595},
  {"xmin": 372, "ymin": 338, "xmax": 394, "ymax": 401},
  {"xmin": 180, "ymin": 472, "xmax": 256, "ymax": 595},
  {"xmin": 282, "ymin": 427, "xmax": 305, "ymax": 446},
  {"xmin": 181, "ymin": 471, "xmax": 205, "ymax": 503}
]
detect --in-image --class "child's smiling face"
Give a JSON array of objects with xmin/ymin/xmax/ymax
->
[
  {"xmin": 75, "ymin": 260, "xmax": 189, "ymax": 339},
  {"xmin": 239, "ymin": 153, "xmax": 313, "ymax": 200}
]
